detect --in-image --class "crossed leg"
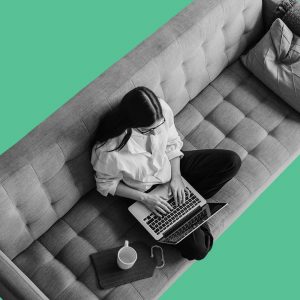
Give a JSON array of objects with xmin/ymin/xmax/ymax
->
[{"xmin": 174, "ymin": 149, "xmax": 242, "ymax": 260}]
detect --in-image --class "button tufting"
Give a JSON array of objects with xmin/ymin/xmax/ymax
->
[
  {"xmin": 242, "ymin": 6, "xmax": 248, "ymax": 13},
  {"xmin": 160, "ymin": 78, "xmax": 167, "ymax": 85}
]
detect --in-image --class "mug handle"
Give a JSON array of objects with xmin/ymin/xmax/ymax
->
[{"xmin": 150, "ymin": 245, "xmax": 165, "ymax": 268}]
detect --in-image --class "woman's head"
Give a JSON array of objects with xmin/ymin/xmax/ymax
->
[
  {"xmin": 120, "ymin": 86, "xmax": 163, "ymax": 129},
  {"xmin": 90, "ymin": 86, "xmax": 164, "ymax": 152}
]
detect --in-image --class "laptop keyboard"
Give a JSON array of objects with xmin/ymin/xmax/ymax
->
[
  {"xmin": 143, "ymin": 187, "xmax": 201, "ymax": 235},
  {"xmin": 161, "ymin": 207, "xmax": 208, "ymax": 243}
]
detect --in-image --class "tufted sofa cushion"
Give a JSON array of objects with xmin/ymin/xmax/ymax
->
[
  {"xmin": 3, "ymin": 0, "xmax": 300, "ymax": 299},
  {"xmin": 0, "ymin": 0, "xmax": 264, "ymax": 262},
  {"xmin": 11, "ymin": 58, "xmax": 300, "ymax": 300},
  {"xmin": 105, "ymin": 0, "xmax": 264, "ymax": 117},
  {"xmin": 174, "ymin": 59, "xmax": 300, "ymax": 240}
]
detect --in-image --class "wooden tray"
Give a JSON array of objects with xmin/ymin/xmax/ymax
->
[{"xmin": 90, "ymin": 241, "xmax": 158, "ymax": 289}]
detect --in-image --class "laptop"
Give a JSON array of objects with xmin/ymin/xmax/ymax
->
[{"xmin": 128, "ymin": 176, "xmax": 228, "ymax": 245}]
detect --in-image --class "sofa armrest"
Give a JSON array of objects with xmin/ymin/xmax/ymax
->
[{"xmin": 0, "ymin": 250, "xmax": 49, "ymax": 300}]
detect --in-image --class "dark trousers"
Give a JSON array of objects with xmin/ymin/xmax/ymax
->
[{"xmin": 170, "ymin": 149, "xmax": 242, "ymax": 260}]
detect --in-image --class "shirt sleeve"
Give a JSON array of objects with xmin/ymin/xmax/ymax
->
[
  {"xmin": 90, "ymin": 145, "xmax": 123, "ymax": 197},
  {"xmin": 160, "ymin": 99, "xmax": 184, "ymax": 161}
]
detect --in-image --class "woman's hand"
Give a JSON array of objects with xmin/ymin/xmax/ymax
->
[
  {"xmin": 143, "ymin": 193, "xmax": 174, "ymax": 218},
  {"xmin": 170, "ymin": 175, "xmax": 190, "ymax": 206}
]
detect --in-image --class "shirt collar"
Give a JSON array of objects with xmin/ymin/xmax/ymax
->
[
  {"xmin": 126, "ymin": 129, "xmax": 164, "ymax": 171},
  {"xmin": 126, "ymin": 131, "xmax": 151, "ymax": 156},
  {"xmin": 131, "ymin": 128, "xmax": 143, "ymax": 137}
]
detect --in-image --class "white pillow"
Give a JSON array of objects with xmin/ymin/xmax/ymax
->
[{"xmin": 241, "ymin": 18, "xmax": 300, "ymax": 113}]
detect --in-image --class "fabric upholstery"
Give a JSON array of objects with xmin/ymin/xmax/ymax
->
[
  {"xmin": 0, "ymin": 0, "xmax": 264, "ymax": 261},
  {"xmin": 241, "ymin": 18, "xmax": 300, "ymax": 113},
  {"xmin": 2, "ymin": 0, "xmax": 300, "ymax": 299},
  {"xmin": 11, "ymin": 58, "xmax": 300, "ymax": 300}
]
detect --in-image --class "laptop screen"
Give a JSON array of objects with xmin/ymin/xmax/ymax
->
[{"xmin": 207, "ymin": 202, "xmax": 227, "ymax": 216}]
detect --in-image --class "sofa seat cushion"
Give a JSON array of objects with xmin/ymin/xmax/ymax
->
[
  {"xmin": 11, "ymin": 59, "xmax": 300, "ymax": 300},
  {"xmin": 174, "ymin": 58, "xmax": 300, "ymax": 238},
  {"xmin": 12, "ymin": 189, "xmax": 186, "ymax": 300}
]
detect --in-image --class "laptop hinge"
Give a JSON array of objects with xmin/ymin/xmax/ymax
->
[{"xmin": 162, "ymin": 205, "xmax": 204, "ymax": 237}]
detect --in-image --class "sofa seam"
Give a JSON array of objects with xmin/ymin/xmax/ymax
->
[
  {"xmin": 218, "ymin": 0, "xmax": 230, "ymax": 66},
  {"xmin": 249, "ymin": 153, "xmax": 272, "ymax": 175},
  {"xmin": 54, "ymin": 141, "xmax": 83, "ymax": 199},
  {"xmin": 186, "ymin": 98, "xmax": 224, "ymax": 139},
  {"xmin": 232, "ymin": 176, "xmax": 252, "ymax": 195},
  {"xmin": 251, "ymin": 117, "xmax": 292, "ymax": 155},
  {"xmin": 152, "ymin": 58, "xmax": 167, "ymax": 101},
  {"xmin": 174, "ymin": 37, "xmax": 192, "ymax": 101},
  {"xmin": 45, "ymin": 221, "xmax": 97, "ymax": 259},
  {"xmin": 130, "ymin": 79, "xmax": 136, "ymax": 88},
  {"xmin": 229, "ymin": 62, "xmax": 252, "ymax": 79},
  {"xmin": 269, "ymin": 132, "xmax": 292, "ymax": 156},
  {"xmin": 198, "ymin": 19, "xmax": 212, "ymax": 82},
  {"xmin": 52, "ymin": 280, "xmax": 78, "ymax": 300},
  {"xmin": 130, "ymin": 283, "xmax": 145, "ymax": 300},
  {"xmin": 80, "ymin": 118, "xmax": 91, "ymax": 135},
  {"xmin": 0, "ymin": 184, "xmax": 35, "ymax": 245},
  {"xmin": 29, "ymin": 163, "xmax": 61, "ymax": 221}
]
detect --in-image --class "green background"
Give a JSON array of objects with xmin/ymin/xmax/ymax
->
[{"xmin": 1, "ymin": 1, "xmax": 299, "ymax": 299}]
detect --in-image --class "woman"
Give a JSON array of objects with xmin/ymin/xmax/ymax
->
[{"xmin": 90, "ymin": 86, "xmax": 242, "ymax": 260}]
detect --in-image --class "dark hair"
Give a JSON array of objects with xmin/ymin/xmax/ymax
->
[{"xmin": 90, "ymin": 86, "xmax": 163, "ymax": 152}]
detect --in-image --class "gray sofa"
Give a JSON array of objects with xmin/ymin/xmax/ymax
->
[{"xmin": 1, "ymin": 0, "xmax": 300, "ymax": 299}]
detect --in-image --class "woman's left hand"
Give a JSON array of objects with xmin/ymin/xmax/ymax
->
[{"xmin": 169, "ymin": 175, "xmax": 190, "ymax": 206}]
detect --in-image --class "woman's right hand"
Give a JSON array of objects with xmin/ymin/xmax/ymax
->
[{"xmin": 143, "ymin": 193, "xmax": 174, "ymax": 218}]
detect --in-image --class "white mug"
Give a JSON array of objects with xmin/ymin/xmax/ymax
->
[{"xmin": 117, "ymin": 240, "xmax": 137, "ymax": 270}]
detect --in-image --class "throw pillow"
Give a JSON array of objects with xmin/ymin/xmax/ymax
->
[{"xmin": 240, "ymin": 18, "xmax": 300, "ymax": 113}]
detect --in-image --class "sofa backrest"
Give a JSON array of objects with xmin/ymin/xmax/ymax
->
[{"xmin": 0, "ymin": 0, "xmax": 264, "ymax": 260}]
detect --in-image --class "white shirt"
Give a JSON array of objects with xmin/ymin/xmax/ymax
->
[{"xmin": 90, "ymin": 97, "xmax": 184, "ymax": 196}]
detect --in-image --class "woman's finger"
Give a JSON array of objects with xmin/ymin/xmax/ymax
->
[
  {"xmin": 181, "ymin": 189, "xmax": 186, "ymax": 204},
  {"xmin": 154, "ymin": 210, "xmax": 162, "ymax": 218},
  {"xmin": 161, "ymin": 197, "xmax": 173, "ymax": 210},
  {"xmin": 159, "ymin": 201, "xmax": 171, "ymax": 213},
  {"xmin": 185, "ymin": 186, "xmax": 191, "ymax": 198},
  {"xmin": 167, "ymin": 201, "xmax": 174, "ymax": 210},
  {"xmin": 177, "ymin": 189, "xmax": 182, "ymax": 205},
  {"xmin": 156, "ymin": 206, "xmax": 167, "ymax": 215},
  {"xmin": 173, "ymin": 188, "xmax": 178, "ymax": 206}
]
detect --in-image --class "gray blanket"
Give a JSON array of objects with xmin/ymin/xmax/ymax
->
[{"xmin": 274, "ymin": 0, "xmax": 300, "ymax": 36}]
